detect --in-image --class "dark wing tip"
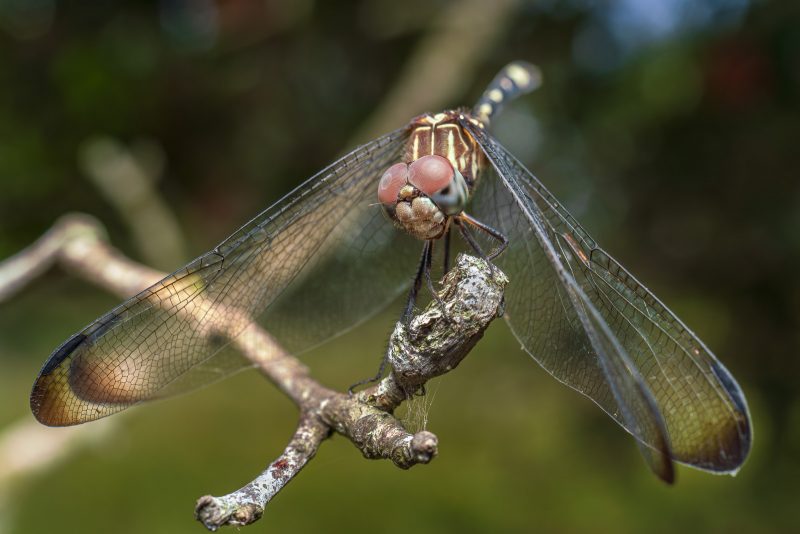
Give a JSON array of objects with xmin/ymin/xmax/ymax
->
[
  {"xmin": 672, "ymin": 360, "xmax": 752, "ymax": 473},
  {"xmin": 30, "ymin": 333, "xmax": 88, "ymax": 426},
  {"xmin": 38, "ymin": 332, "xmax": 86, "ymax": 377},
  {"xmin": 631, "ymin": 380, "xmax": 676, "ymax": 484},
  {"xmin": 710, "ymin": 360, "xmax": 753, "ymax": 472},
  {"xmin": 651, "ymin": 436, "xmax": 676, "ymax": 485},
  {"xmin": 31, "ymin": 310, "xmax": 132, "ymax": 426},
  {"xmin": 660, "ymin": 462, "xmax": 676, "ymax": 485}
]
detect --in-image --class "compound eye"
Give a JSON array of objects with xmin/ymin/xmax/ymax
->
[
  {"xmin": 408, "ymin": 155, "xmax": 454, "ymax": 196},
  {"xmin": 431, "ymin": 168, "xmax": 468, "ymax": 216},
  {"xmin": 378, "ymin": 163, "xmax": 409, "ymax": 204}
]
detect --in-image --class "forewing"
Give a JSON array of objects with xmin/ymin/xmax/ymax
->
[
  {"xmin": 32, "ymin": 129, "xmax": 418, "ymax": 426},
  {"xmin": 463, "ymin": 120, "xmax": 751, "ymax": 476}
]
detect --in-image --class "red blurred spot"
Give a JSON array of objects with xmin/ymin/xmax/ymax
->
[
  {"xmin": 706, "ymin": 39, "xmax": 771, "ymax": 111},
  {"xmin": 272, "ymin": 459, "xmax": 289, "ymax": 469}
]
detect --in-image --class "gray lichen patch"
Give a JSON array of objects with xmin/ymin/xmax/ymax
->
[{"xmin": 389, "ymin": 254, "xmax": 507, "ymax": 391}]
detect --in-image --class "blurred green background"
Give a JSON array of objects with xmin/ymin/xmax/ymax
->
[{"xmin": 1, "ymin": 0, "xmax": 798, "ymax": 532}]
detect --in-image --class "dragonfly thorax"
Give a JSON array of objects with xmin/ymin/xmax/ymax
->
[
  {"xmin": 406, "ymin": 111, "xmax": 482, "ymax": 187},
  {"xmin": 378, "ymin": 155, "xmax": 468, "ymax": 240}
]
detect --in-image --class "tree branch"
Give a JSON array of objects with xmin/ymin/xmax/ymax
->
[
  {"xmin": 195, "ymin": 415, "xmax": 329, "ymax": 529},
  {"xmin": 0, "ymin": 214, "xmax": 506, "ymax": 531}
]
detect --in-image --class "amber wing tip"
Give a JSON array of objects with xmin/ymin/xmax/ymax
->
[{"xmin": 29, "ymin": 332, "xmax": 89, "ymax": 427}]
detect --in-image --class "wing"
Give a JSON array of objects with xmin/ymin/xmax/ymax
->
[
  {"xmin": 32, "ymin": 128, "xmax": 419, "ymax": 426},
  {"xmin": 462, "ymin": 119, "xmax": 751, "ymax": 479}
]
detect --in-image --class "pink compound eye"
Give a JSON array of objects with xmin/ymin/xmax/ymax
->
[
  {"xmin": 377, "ymin": 162, "xmax": 408, "ymax": 204},
  {"xmin": 408, "ymin": 155, "xmax": 454, "ymax": 195}
]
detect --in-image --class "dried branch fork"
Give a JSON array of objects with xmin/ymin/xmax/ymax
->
[{"xmin": 0, "ymin": 214, "xmax": 507, "ymax": 530}]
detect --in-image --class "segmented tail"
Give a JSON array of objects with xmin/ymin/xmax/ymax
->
[{"xmin": 473, "ymin": 61, "xmax": 542, "ymax": 126}]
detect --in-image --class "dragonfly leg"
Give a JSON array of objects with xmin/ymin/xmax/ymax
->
[
  {"xmin": 401, "ymin": 241, "xmax": 432, "ymax": 324},
  {"xmin": 443, "ymin": 225, "xmax": 452, "ymax": 274},
  {"xmin": 456, "ymin": 218, "xmax": 487, "ymax": 258},
  {"xmin": 456, "ymin": 218, "xmax": 498, "ymax": 279},
  {"xmin": 424, "ymin": 240, "xmax": 449, "ymax": 320},
  {"xmin": 350, "ymin": 241, "xmax": 447, "ymax": 394},
  {"xmin": 348, "ymin": 348, "xmax": 390, "ymax": 394},
  {"xmin": 459, "ymin": 212, "xmax": 508, "ymax": 259}
]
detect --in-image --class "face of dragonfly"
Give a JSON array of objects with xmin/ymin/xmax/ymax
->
[
  {"xmin": 31, "ymin": 60, "xmax": 751, "ymax": 486},
  {"xmin": 377, "ymin": 155, "xmax": 469, "ymax": 241}
]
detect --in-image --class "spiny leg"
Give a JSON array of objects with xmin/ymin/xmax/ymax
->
[
  {"xmin": 348, "ymin": 348, "xmax": 390, "ymax": 394},
  {"xmin": 349, "ymin": 241, "xmax": 433, "ymax": 393},
  {"xmin": 456, "ymin": 218, "xmax": 489, "ymax": 261},
  {"xmin": 423, "ymin": 239, "xmax": 449, "ymax": 319},
  {"xmin": 459, "ymin": 212, "xmax": 508, "ymax": 259},
  {"xmin": 455, "ymin": 217, "xmax": 503, "ymax": 279},
  {"xmin": 443, "ymin": 226, "xmax": 452, "ymax": 274},
  {"xmin": 401, "ymin": 241, "xmax": 432, "ymax": 323}
]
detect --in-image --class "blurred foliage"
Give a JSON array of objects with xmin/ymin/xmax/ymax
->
[{"xmin": 1, "ymin": 0, "xmax": 799, "ymax": 532}]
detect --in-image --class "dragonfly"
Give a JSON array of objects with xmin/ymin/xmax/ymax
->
[{"xmin": 31, "ymin": 61, "xmax": 751, "ymax": 483}]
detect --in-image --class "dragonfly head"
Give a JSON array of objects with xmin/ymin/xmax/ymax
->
[{"xmin": 378, "ymin": 155, "xmax": 468, "ymax": 240}]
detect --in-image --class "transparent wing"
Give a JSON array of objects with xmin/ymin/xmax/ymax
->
[
  {"xmin": 32, "ymin": 128, "xmax": 419, "ymax": 426},
  {"xmin": 463, "ymin": 120, "xmax": 751, "ymax": 478}
]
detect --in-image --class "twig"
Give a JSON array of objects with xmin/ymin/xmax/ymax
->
[
  {"xmin": 195, "ymin": 416, "xmax": 329, "ymax": 529},
  {"xmin": 0, "ymin": 214, "xmax": 507, "ymax": 530},
  {"xmin": 196, "ymin": 254, "xmax": 506, "ymax": 530},
  {"xmin": 79, "ymin": 136, "xmax": 189, "ymax": 270}
]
